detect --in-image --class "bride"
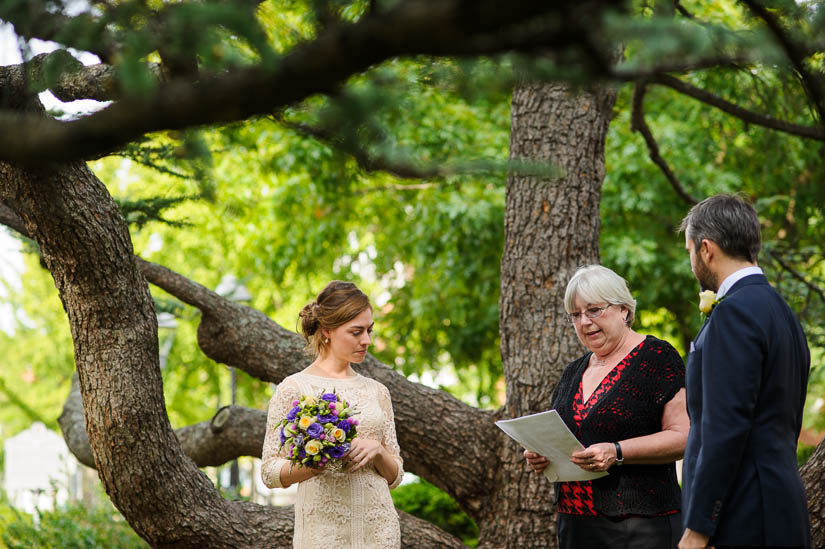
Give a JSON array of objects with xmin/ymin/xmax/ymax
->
[{"xmin": 261, "ymin": 281, "xmax": 403, "ymax": 548}]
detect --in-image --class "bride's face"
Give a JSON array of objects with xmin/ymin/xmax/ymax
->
[{"xmin": 324, "ymin": 308, "xmax": 373, "ymax": 364}]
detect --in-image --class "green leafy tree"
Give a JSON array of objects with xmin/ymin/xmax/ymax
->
[{"xmin": 1, "ymin": 0, "xmax": 825, "ymax": 547}]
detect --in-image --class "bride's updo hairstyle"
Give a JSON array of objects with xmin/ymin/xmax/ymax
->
[{"xmin": 298, "ymin": 281, "xmax": 371, "ymax": 357}]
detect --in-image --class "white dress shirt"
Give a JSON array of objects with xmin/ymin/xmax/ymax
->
[{"xmin": 716, "ymin": 266, "xmax": 764, "ymax": 300}]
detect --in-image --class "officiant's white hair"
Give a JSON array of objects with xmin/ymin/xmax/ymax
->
[{"xmin": 564, "ymin": 265, "xmax": 637, "ymax": 326}]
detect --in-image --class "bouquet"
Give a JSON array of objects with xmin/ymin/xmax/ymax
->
[{"xmin": 277, "ymin": 391, "xmax": 358, "ymax": 472}]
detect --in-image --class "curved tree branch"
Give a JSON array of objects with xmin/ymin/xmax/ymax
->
[
  {"xmin": 0, "ymin": 0, "xmax": 612, "ymax": 165},
  {"xmin": 2, "ymin": 51, "xmax": 121, "ymax": 103},
  {"xmin": 630, "ymin": 82, "xmax": 698, "ymax": 205},
  {"xmin": 651, "ymin": 74, "xmax": 825, "ymax": 141}
]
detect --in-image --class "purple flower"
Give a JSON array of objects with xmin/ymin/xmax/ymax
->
[
  {"xmin": 292, "ymin": 400, "xmax": 299, "ymax": 406},
  {"xmin": 337, "ymin": 420, "xmax": 351, "ymax": 433},
  {"xmin": 328, "ymin": 444, "xmax": 349, "ymax": 458},
  {"xmin": 279, "ymin": 426, "xmax": 286, "ymax": 445},
  {"xmin": 307, "ymin": 422, "xmax": 323, "ymax": 438},
  {"xmin": 321, "ymin": 393, "xmax": 338, "ymax": 402},
  {"xmin": 286, "ymin": 406, "xmax": 300, "ymax": 421},
  {"xmin": 318, "ymin": 414, "xmax": 336, "ymax": 423}
]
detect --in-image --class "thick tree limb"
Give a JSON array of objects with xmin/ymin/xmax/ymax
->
[
  {"xmin": 4, "ymin": 51, "xmax": 123, "ymax": 104},
  {"xmin": 59, "ymin": 375, "xmax": 272, "ymax": 469},
  {"xmin": 651, "ymin": 74, "xmax": 825, "ymax": 141},
  {"xmin": 0, "ymin": 0, "xmax": 617, "ymax": 165},
  {"xmin": 630, "ymin": 82, "xmax": 698, "ymax": 205},
  {"xmin": 740, "ymin": 0, "xmax": 825, "ymax": 126}
]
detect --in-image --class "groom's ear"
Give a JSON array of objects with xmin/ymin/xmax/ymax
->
[{"xmin": 700, "ymin": 239, "xmax": 718, "ymax": 261}]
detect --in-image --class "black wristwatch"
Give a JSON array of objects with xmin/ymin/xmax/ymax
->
[{"xmin": 614, "ymin": 441, "xmax": 624, "ymax": 465}]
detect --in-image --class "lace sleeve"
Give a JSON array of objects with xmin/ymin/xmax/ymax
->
[
  {"xmin": 261, "ymin": 378, "xmax": 300, "ymax": 489},
  {"xmin": 377, "ymin": 382, "xmax": 404, "ymax": 489}
]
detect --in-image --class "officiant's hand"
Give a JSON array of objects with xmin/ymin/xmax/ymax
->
[
  {"xmin": 571, "ymin": 443, "xmax": 616, "ymax": 472},
  {"xmin": 524, "ymin": 450, "xmax": 549, "ymax": 473}
]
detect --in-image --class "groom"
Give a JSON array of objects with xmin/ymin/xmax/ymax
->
[{"xmin": 677, "ymin": 194, "xmax": 811, "ymax": 549}]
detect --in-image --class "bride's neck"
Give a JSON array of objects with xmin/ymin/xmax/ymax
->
[{"xmin": 307, "ymin": 355, "xmax": 355, "ymax": 378}]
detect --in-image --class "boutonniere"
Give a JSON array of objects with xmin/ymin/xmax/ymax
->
[{"xmin": 698, "ymin": 290, "xmax": 724, "ymax": 317}]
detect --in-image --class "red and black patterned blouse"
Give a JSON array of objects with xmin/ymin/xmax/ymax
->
[{"xmin": 552, "ymin": 335, "xmax": 685, "ymax": 518}]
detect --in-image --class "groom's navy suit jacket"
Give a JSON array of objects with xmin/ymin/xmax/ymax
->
[{"xmin": 682, "ymin": 274, "xmax": 811, "ymax": 547}]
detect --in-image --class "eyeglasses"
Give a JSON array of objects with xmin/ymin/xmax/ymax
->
[{"xmin": 568, "ymin": 304, "xmax": 612, "ymax": 324}]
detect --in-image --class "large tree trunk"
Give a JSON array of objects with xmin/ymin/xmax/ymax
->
[
  {"xmin": 488, "ymin": 81, "xmax": 617, "ymax": 548},
  {"xmin": 801, "ymin": 441, "xmax": 825, "ymax": 548}
]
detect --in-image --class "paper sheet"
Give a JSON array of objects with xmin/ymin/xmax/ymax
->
[{"xmin": 496, "ymin": 409, "xmax": 608, "ymax": 483}]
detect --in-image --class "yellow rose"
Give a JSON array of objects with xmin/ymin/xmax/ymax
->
[
  {"xmin": 698, "ymin": 290, "xmax": 716, "ymax": 314},
  {"xmin": 333, "ymin": 428, "xmax": 346, "ymax": 442},
  {"xmin": 305, "ymin": 439, "xmax": 322, "ymax": 455},
  {"xmin": 302, "ymin": 395, "xmax": 318, "ymax": 407},
  {"xmin": 299, "ymin": 416, "xmax": 315, "ymax": 430}
]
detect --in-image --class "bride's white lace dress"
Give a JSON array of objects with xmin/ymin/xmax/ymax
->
[{"xmin": 261, "ymin": 371, "xmax": 403, "ymax": 548}]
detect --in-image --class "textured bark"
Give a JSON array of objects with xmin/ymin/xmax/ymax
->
[
  {"xmin": 801, "ymin": 439, "xmax": 825, "ymax": 548},
  {"xmin": 491, "ymin": 80, "xmax": 618, "ymax": 548},
  {"xmin": 58, "ymin": 377, "xmax": 267, "ymax": 469}
]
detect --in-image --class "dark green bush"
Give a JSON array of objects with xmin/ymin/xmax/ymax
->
[
  {"xmin": 0, "ymin": 501, "xmax": 147, "ymax": 549},
  {"xmin": 392, "ymin": 478, "xmax": 478, "ymax": 547}
]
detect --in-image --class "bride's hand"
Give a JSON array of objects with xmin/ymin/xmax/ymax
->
[{"xmin": 344, "ymin": 438, "xmax": 384, "ymax": 473}]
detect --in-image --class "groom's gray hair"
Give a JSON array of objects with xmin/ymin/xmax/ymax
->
[
  {"xmin": 564, "ymin": 265, "xmax": 637, "ymax": 327},
  {"xmin": 679, "ymin": 194, "xmax": 761, "ymax": 263}
]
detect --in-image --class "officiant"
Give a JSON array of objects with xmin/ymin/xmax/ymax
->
[{"xmin": 524, "ymin": 265, "xmax": 689, "ymax": 549}]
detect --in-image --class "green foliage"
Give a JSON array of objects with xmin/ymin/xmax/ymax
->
[
  {"xmin": 798, "ymin": 443, "xmax": 816, "ymax": 468},
  {"xmin": 0, "ymin": 499, "xmax": 147, "ymax": 549},
  {"xmin": 115, "ymin": 195, "xmax": 196, "ymax": 230},
  {"xmin": 0, "ymin": 253, "xmax": 74, "ymax": 438},
  {"xmin": 392, "ymin": 479, "xmax": 478, "ymax": 547}
]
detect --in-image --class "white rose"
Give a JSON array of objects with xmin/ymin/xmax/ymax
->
[{"xmin": 698, "ymin": 290, "xmax": 716, "ymax": 314}]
